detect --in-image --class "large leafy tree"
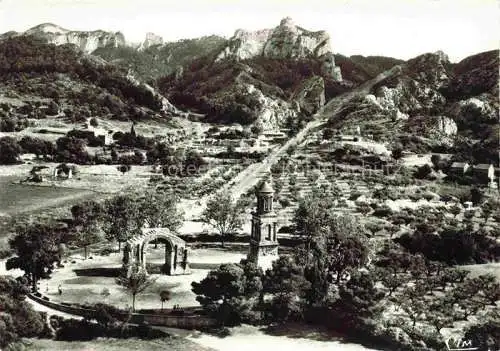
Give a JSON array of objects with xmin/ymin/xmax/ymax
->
[
  {"xmin": 137, "ymin": 189, "xmax": 184, "ymax": 231},
  {"xmin": 201, "ymin": 193, "xmax": 244, "ymax": 247},
  {"xmin": 330, "ymin": 271, "xmax": 384, "ymax": 332},
  {"xmin": 55, "ymin": 136, "xmax": 90, "ymax": 164},
  {"xmin": 103, "ymin": 194, "xmax": 141, "ymax": 250},
  {"xmin": 70, "ymin": 200, "xmax": 103, "ymax": 259},
  {"xmin": 306, "ymin": 215, "xmax": 369, "ymax": 288},
  {"xmin": 294, "ymin": 197, "xmax": 370, "ymax": 305},
  {"xmin": 0, "ymin": 276, "xmax": 45, "ymax": 348},
  {"xmin": 263, "ymin": 256, "xmax": 311, "ymax": 323},
  {"xmin": 192, "ymin": 262, "xmax": 263, "ymax": 326},
  {"xmin": 19, "ymin": 136, "xmax": 52, "ymax": 159},
  {"xmin": 293, "ymin": 190, "xmax": 335, "ymax": 241},
  {"xmin": 0, "ymin": 136, "xmax": 22, "ymax": 164},
  {"xmin": 7, "ymin": 223, "xmax": 62, "ymax": 290}
]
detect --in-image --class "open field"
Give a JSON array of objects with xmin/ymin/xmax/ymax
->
[{"xmin": 0, "ymin": 175, "xmax": 98, "ymax": 217}]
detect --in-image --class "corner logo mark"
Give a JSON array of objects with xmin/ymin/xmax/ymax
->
[{"xmin": 445, "ymin": 337, "xmax": 479, "ymax": 351}]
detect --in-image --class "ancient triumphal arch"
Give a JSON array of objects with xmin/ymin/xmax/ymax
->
[{"xmin": 122, "ymin": 228, "xmax": 190, "ymax": 276}]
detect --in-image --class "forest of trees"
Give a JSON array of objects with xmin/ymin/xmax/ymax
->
[
  {"xmin": 191, "ymin": 190, "xmax": 500, "ymax": 350},
  {"xmin": 157, "ymin": 55, "xmax": 349, "ymax": 125},
  {"xmin": 0, "ymin": 36, "xmax": 163, "ymax": 113}
]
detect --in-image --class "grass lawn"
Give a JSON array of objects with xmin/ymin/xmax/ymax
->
[
  {"xmin": 22, "ymin": 337, "xmax": 214, "ymax": 351},
  {"xmin": 43, "ymin": 247, "xmax": 246, "ymax": 309}
]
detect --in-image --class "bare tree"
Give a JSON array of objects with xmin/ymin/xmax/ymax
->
[{"xmin": 116, "ymin": 266, "xmax": 156, "ymax": 312}]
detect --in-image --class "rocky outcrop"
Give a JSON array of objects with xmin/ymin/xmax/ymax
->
[
  {"xmin": 244, "ymin": 84, "xmax": 298, "ymax": 130},
  {"xmin": 401, "ymin": 114, "xmax": 457, "ymax": 146},
  {"xmin": 262, "ymin": 17, "xmax": 331, "ymax": 58},
  {"xmin": 405, "ymin": 50, "xmax": 451, "ymax": 88},
  {"xmin": 126, "ymin": 71, "xmax": 180, "ymax": 115},
  {"xmin": 216, "ymin": 17, "xmax": 342, "ymax": 81},
  {"xmin": 453, "ymin": 97, "xmax": 497, "ymax": 123},
  {"xmin": 322, "ymin": 53, "xmax": 343, "ymax": 81},
  {"xmin": 138, "ymin": 32, "xmax": 164, "ymax": 51},
  {"xmin": 448, "ymin": 95, "xmax": 498, "ymax": 129},
  {"xmin": 23, "ymin": 23, "xmax": 126, "ymax": 53},
  {"xmin": 364, "ymin": 88, "xmax": 409, "ymax": 121},
  {"xmin": 432, "ymin": 116, "xmax": 457, "ymax": 136},
  {"xmin": 363, "ymin": 52, "xmax": 451, "ymax": 119},
  {"xmin": 291, "ymin": 75, "xmax": 325, "ymax": 115}
]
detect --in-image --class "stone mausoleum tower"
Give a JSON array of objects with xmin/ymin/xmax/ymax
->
[{"xmin": 247, "ymin": 180, "xmax": 279, "ymax": 271}]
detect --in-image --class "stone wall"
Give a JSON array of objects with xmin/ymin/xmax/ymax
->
[{"xmin": 28, "ymin": 293, "xmax": 217, "ymax": 330}]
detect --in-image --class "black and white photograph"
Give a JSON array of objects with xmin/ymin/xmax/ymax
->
[{"xmin": 0, "ymin": 0, "xmax": 498, "ymax": 350}]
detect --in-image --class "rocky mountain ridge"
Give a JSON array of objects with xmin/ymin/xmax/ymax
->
[
  {"xmin": 7, "ymin": 23, "xmax": 127, "ymax": 54},
  {"xmin": 0, "ymin": 36, "xmax": 171, "ymax": 133},
  {"xmin": 327, "ymin": 49, "xmax": 499, "ymax": 164},
  {"xmin": 217, "ymin": 17, "xmax": 342, "ymax": 81},
  {"xmin": 0, "ymin": 20, "xmax": 496, "ymax": 161}
]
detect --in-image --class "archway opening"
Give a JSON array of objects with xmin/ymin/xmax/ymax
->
[{"xmin": 141, "ymin": 237, "xmax": 174, "ymax": 275}]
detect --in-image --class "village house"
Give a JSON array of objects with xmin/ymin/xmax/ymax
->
[
  {"xmin": 53, "ymin": 163, "xmax": 77, "ymax": 179},
  {"xmin": 334, "ymin": 134, "xmax": 363, "ymax": 142},
  {"xmin": 473, "ymin": 163, "xmax": 500, "ymax": 186},
  {"xmin": 449, "ymin": 162, "xmax": 471, "ymax": 175},
  {"xmin": 83, "ymin": 119, "xmax": 113, "ymax": 145}
]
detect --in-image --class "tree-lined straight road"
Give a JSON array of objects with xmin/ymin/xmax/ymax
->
[
  {"xmin": 182, "ymin": 65, "xmax": 401, "ymax": 218},
  {"xmin": 222, "ymin": 65, "xmax": 402, "ymax": 201}
]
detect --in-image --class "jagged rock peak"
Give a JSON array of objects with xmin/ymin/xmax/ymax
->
[
  {"xmin": 404, "ymin": 50, "xmax": 451, "ymax": 88},
  {"xmin": 217, "ymin": 17, "xmax": 332, "ymax": 60},
  {"xmin": 139, "ymin": 32, "xmax": 164, "ymax": 50},
  {"xmin": 434, "ymin": 50, "xmax": 449, "ymax": 62},
  {"xmin": 25, "ymin": 23, "xmax": 70, "ymax": 34},
  {"xmin": 216, "ymin": 17, "xmax": 342, "ymax": 81},
  {"xmin": 279, "ymin": 16, "xmax": 295, "ymax": 28},
  {"xmin": 22, "ymin": 23, "xmax": 126, "ymax": 54}
]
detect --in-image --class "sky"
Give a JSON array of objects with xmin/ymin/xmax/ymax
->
[{"xmin": 0, "ymin": 0, "xmax": 497, "ymax": 62}]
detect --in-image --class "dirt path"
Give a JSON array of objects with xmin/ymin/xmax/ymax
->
[
  {"xmin": 186, "ymin": 325, "xmax": 380, "ymax": 351},
  {"xmin": 26, "ymin": 296, "xmax": 379, "ymax": 351}
]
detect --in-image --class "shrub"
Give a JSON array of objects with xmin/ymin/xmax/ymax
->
[
  {"xmin": 279, "ymin": 198, "xmax": 291, "ymax": 208},
  {"xmin": 414, "ymin": 164, "xmax": 433, "ymax": 179},
  {"xmin": 54, "ymin": 317, "xmax": 168, "ymax": 341},
  {"xmin": 349, "ymin": 192, "xmax": 363, "ymax": 201},
  {"xmin": 117, "ymin": 164, "xmax": 131, "ymax": 174},
  {"xmin": 373, "ymin": 205, "xmax": 393, "ymax": 218},
  {"xmin": 0, "ymin": 137, "xmax": 22, "ymax": 164}
]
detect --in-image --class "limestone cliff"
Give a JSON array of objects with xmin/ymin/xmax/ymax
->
[
  {"xmin": 291, "ymin": 76, "xmax": 326, "ymax": 115},
  {"xmin": 24, "ymin": 23, "xmax": 126, "ymax": 53},
  {"xmin": 216, "ymin": 17, "xmax": 342, "ymax": 81},
  {"xmin": 244, "ymin": 84, "xmax": 298, "ymax": 130},
  {"xmin": 126, "ymin": 71, "xmax": 181, "ymax": 116},
  {"xmin": 138, "ymin": 32, "xmax": 164, "ymax": 51}
]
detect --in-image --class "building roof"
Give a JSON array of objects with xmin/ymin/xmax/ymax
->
[
  {"xmin": 450, "ymin": 162, "xmax": 469, "ymax": 168},
  {"xmin": 474, "ymin": 164, "xmax": 493, "ymax": 170},
  {"xmin": 258, "ymin": 180, "xmax": 274, "ymax": 194}
]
